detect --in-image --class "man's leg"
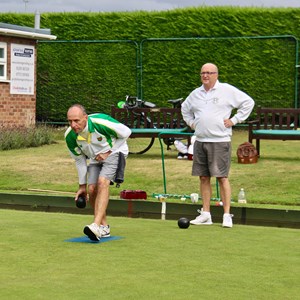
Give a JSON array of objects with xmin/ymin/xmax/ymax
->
[
  {"xmin": 90, "ymin": 176, "xmax": 110, "ymax": 226},
  {"xmin": 84, "ymin": 177, "xmax": 110, "ymax": 240},
  {"xmin": 190, "ymin": 176, "xmax": 213, "ymax": 225},
  {"xmin": 88, "ymin": 184, "xmax": 96, "ymax": 210},
  {"xmin": 200, "ymin": 176, "xmax": 212, "ymax": 212},
  {"xmin": 217, "ymin": 177, "xmax": 231, "ymax": 214},
  {"xmin": 88, "ymin": 183, "xmax": 107, "ymax": 225},
  {"xmin": 217, "ymin": 177, "xmax": 233, "ymax": 228}
]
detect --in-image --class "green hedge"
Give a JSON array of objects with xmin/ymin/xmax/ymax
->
[
  {"xmin": 2, "ymin": 8, "xmax": 298, "ymax": 41},
  {"xmin": 36, "ymin": 40, "xmax": 139, "ymax": 121},
  {"xmin": 1, "ymin": 7, "xmax": 299, "ymax": 121}
]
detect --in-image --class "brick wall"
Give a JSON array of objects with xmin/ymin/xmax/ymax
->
[{"xmin": 0, "ymin": 36, "xmax": 37, "ymax": 128}]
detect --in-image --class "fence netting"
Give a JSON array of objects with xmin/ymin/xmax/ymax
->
[
  {"xmin": 37, "ymin": 40, "xmax": 138, "ymax": 122},
  {"xmin": 37, "ymin": 36, "xmax": 298, "ymax": 123}
]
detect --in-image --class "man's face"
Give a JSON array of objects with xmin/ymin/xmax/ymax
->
[
  {"xmin": 200, "ymin": 64, "xmax": 218, "ymax": 88},
  {"xmin": 67, "ymin": 107, "xmax": 88, "ymax": 133}
]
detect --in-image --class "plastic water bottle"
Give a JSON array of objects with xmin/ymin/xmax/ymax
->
[{"xmin": 238, "ymin": 188, "xmax": 247, "ymax": 204}]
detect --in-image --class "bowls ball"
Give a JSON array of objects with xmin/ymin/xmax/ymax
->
[
  {"xmin": 178, "ymin": 217, "xmax": 190, "ymax": 229},
  {"xmin": 76, "ymin": 195, "xmax": 86, "ymax": 209}
]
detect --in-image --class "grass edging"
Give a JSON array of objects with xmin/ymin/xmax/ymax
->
[{"xmin": 0, "ymin": 192, "xmax": 299, "ymax": 229}]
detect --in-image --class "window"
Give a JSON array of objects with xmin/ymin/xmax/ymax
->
[{"xmin": 0, "ymin": 42, "xmax": 7, "ymax": 81}]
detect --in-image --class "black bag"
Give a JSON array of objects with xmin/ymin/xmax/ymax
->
[{"xmin": 114, "ymin": 152, "xmax": 126, "ymax": 188}]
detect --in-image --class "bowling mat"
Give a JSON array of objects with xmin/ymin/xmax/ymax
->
[{"xmin": 65, "ymin": 236, "xmax": 123, "ymax": 244}]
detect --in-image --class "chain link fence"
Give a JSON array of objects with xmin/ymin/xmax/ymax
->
[{"xmin": 37, "ymin": 35, "xmax": 298, "ymax": 123}]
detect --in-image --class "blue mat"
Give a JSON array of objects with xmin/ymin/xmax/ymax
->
[{"xmin": 65, "ymin": 235, "xmax": 123, "ymax": 244}]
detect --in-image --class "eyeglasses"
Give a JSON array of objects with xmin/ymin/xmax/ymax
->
[{"xmin": 200, "ymin": 72, "xmax": 217, "ymax": 76}]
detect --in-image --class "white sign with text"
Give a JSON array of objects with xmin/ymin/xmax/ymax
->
[{"xmin": 10, "ymin": 44, "xmax": 35, "ymax": 95}]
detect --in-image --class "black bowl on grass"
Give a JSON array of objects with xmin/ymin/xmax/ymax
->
[{"xmin": 178, "ymin": 217, "xmax": 190, "ymax": 229}]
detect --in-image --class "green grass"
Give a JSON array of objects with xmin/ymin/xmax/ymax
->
[
  {"xmin": 0, "ymin": 209, "xmax": 299, "ymax": 300},
  {"xmin": 0, "ymin": 128, "xmax": 299, "ymax": 208}
]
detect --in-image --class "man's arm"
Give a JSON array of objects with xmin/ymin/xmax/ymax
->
[
  {"xmin": 181, "ymin": 98, "xmax": 195, "ymax": 130},
  {"xmin": 71, "ymin": 152, "xmax": 88, "ymax": 185}
]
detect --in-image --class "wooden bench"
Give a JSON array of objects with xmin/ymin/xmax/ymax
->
[
  {"xmin": 248, "ymin": 107, "xmax": 300, "ymax": 155},
  {"xmin": 111, "ymin": 106, "xmax": 189, "ymax": 139}
]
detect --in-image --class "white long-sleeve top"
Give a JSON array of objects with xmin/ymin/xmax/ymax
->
[
  {"xmin": 181, "ymin": 80, "xmax": 255, "ymax": 142},
  {"xmin": 65, "ymin": 113, "xmax": 131, "ymax": 184}
]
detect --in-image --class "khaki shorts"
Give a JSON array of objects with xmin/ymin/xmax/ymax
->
[
  {"xmin": 192, "ymin": 141, "xmax": 231, "ymax": 177},
  {"xmin": 87, "ymin": 152, "xmax": 119, "ymax": 185}
]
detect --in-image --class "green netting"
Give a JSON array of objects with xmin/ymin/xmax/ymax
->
[
  {"xmin": 140, "ymin": 36, "xmax": 298, "ymax": 111},
  {"xmin": 36, "ymin": 35, "xmax": 298, "ymax": 123},
  {"xmin": 36, "ymin": 40, "xmax": 138, "ymax": 122}
]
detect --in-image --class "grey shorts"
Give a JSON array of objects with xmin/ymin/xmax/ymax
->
[
  {"xmin": 87, "ymin": 152, "xmax": 120, "ymax": 185},
  {"xmin": 192, "ymin": 141, "xmax": 231, "ymax": 177}
]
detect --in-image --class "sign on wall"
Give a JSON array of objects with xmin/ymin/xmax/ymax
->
[{"xmin": 10, "ymin": 44, "xmax": 35, "ymax": 95}]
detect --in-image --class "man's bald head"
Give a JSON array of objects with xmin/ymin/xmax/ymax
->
[{"xmin": 67, "ymin": 104, "xmax": 88, "ymax": 133}]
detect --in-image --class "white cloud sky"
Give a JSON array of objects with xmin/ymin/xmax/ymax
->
[{"xmin": 0, "ymin": 0, "xmax": 299, "ymax": 13}]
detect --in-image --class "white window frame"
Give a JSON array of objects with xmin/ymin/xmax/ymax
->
[{"xmin": 0, "ymin": 42, "xmax": 7, "ymax": 81}]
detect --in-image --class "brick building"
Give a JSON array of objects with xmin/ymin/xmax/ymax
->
[{"xmin": 0, "ymin": 21, "xmax": 56, "ymax": 128}]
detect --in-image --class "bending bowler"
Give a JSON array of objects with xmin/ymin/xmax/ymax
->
[{"xmin": 65, "ymin": 104, "xmax": 131, "ymax": 240}]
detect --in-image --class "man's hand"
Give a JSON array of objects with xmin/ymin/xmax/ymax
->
[
  {"xmin": 224, "ymin": 119, "xmax": 234, "ymax": 128},
  {"xmin": 75, "ymin": 184, "xmax": 87, "ymax": 201},
  {"xmin": 95, "ymin": 150, "xmax": 112, "ymax": 161}
]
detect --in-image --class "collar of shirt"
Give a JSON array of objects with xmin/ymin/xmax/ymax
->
[
  {"xmin": 200, "ymin": 80, "xmax": 220, "ymax": 93},
  {"xmin": 78, "ymin": 123, "xmax": 89, "ymax": 140}
]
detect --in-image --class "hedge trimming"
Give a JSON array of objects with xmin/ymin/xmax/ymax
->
[
  {"xmin": 1, "ymin": 7, "xmax": 299, "ymax": 121},
  {"xmin": 2, "ymin": 8, "xmax": 299, "ymax": 41}
]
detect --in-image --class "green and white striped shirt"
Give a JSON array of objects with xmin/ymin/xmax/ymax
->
[{"xmin": 65, "ymin": 113, "xmax": 131, "ymax": 184}]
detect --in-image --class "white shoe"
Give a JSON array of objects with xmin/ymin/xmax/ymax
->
[
  {"xmin": 100, "ymin": 225, "xmax": 111, "ymax": 238},
  {"xmin": 177, "ymin": 153, "xmax": 184, "ymax": 159},
  {"xmin": 84, "ymin": 223, "xmax": 101, "ymax": 241},
  {"xmin": 190, "ymin": 209, "xmax": 213, "ymax": 225},
  {"xmin": 222, "ymin": 213, "xmax": 234, "ymax": 228}
]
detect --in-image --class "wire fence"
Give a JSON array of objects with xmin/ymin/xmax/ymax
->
[
  {"xmin": 140, "ymin": 35, "xmax": 298, "ymax": 108},
  {"xmin": 37, "ymin": 40, "xmax": 139, "ymax": 122},
  {"xmin": 37, "ymin": 35, "xmax": 299, "ymax": 123}
]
